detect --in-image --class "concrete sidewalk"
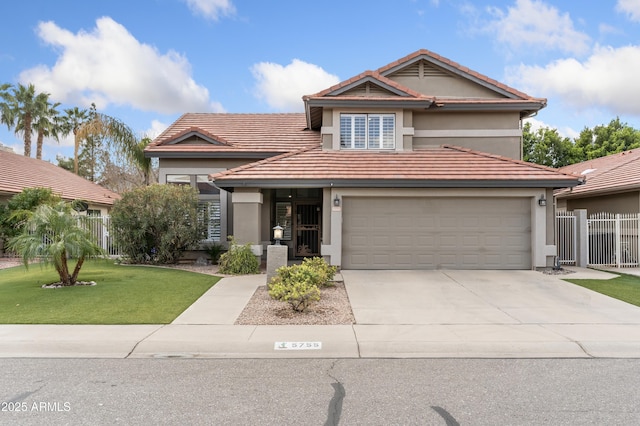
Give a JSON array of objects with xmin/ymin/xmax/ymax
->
[{"xmin": 2, "ymin": 267, "xmax": 640, "ymax": 359}]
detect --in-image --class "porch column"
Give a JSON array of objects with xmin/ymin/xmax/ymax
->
[{"xmin": 231, "ymin": 188, "xmax": 263, "ymax": 256}]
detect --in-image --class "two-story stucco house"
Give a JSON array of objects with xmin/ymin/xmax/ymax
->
[{"xmin": 145, "ymin": 49, "xmax": 582, "ymax": 270}]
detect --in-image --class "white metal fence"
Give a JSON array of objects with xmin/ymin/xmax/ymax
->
[
  {"xmin": 556, "ymin": 211, "xmax": 640, "ymax": 268},
  {"xmin": 555, "ymin": 211, "xmax": 576, "ymax": 265},
  {"xmin": 79, "ymin": 215, "xmax": 123, "ymax": 257},
  {"xmin": 587, "ymin": 212, "xmax": 639, "ymax": 267}
]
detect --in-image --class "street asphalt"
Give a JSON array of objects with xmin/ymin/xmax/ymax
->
[{"xmin": 2, "ymin": 267, "xmax": 640, "ymax": 359}]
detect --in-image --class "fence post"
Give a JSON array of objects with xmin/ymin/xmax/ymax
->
[
  {"xmin": 575, "ymin": 209, "xmax": 588, "ymax": 267},
  {"xmin": 615, "ymin": 214, "xmax": 621, "ymax": 268}
]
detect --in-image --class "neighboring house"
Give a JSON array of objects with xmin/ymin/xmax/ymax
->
[
  {"xmin": 146, "ymin": 49, "xmax": 582, "ymax": 270},
  {"xmin": 556, "ymin": 149, "xmax": 640, "ymax": 214},
  {"xmin": 0, "ymin": 149, "xmax": 120, "ymax": 216}
]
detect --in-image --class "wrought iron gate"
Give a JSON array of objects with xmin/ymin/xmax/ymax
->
[{"xmin": 295, "ymin": 203, "xmax": 321, "ymax": 257}]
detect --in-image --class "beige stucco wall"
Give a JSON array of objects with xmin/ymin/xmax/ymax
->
[
  {"xmin": 564, "ymin": 191, "xmax": 640, "ymax": 215},
  {"xmin": 231, "ymin": 189, "xmax": 263, "ymax": 256},
  {"xmin": 321, "ymin": 187, "xmax": 554, "ymax": 269},
  {"xmin": 391, "ymin": 75, "xmax": 503, "ymax": 99},
  {"xmin": 412, "ymin": 111, "xmax": 522, "ymax": 158}
]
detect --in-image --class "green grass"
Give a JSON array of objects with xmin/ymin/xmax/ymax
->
[
  {"xmin": 0, "ymin": 260, "xmax": 220, "ymax": 324},
  {"xmin": 566, "ymin": 273, "xmax": 640, "ymax": 307}
]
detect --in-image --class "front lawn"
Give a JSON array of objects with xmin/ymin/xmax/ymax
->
[
  {"xmin": 565, "ymin": 273, "xmax": 640, "ymax": 307},
  {"xmin": 0, "ymin": 260, "xmax": 219, "ymax": 324}
]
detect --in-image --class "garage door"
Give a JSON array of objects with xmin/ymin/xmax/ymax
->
[{"xmin": 342, "ymin": 197, "xmax": 531, "ymax": 270}]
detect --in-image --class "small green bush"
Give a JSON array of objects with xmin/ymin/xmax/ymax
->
[
  {"xmin": 268, "ymin": 264, "xmax": 321, "ymax": 312},
  {"xmin": 268, "ymin": 258, "xmax": 336, "ymax": 312},
  {"xmin": 301, "ymin": 257, "xmax": 337, "ymax": 287},
  {"xmin": 217, "ymin": 236, "xmax": 260, "ymax": 275},
  {"xmin": 206, "ymin": 243, "xmax": 224, "ymax": 264}
]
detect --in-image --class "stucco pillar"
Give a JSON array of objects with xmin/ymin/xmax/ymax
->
[
  {"xmin": 231, "ymin": 188, "xmax": 263, "ymax": 256},
  {"xmin": 266, "ymin": 244, "xmax": 288, "ymax": 284},
  {"xmin": 575, "ymin": 209, "xmax": 589, "ymax": 267}
]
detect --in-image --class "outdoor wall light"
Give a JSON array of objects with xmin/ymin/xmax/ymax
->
[
  {"xmin": 273, "ymin": 224, "xmax": 283, "ymax": 245},
  {"xmin": 538, "ymin": 194, "xmax": 547, "ymax": 207},
  {"xmin": 333, "ymin": 195, "xmax": 340, "ymax": 207}
]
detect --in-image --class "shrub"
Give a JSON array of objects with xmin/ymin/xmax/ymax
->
[
  {"xmin": 268, "ymin": 258, "xmax": 336, "ymax": 312},
  {"xmin": 110, "ymin": 184, "xmax": 203, "ymax": 264},
  {"xmin": 301, "ymin": 257, "xmax": 337, "ymax": 287},
  {"xmin": 268, "ymin": 264, "xmax": 321, "ymax": 312},
  {"xmin": 206, "ymin": 243, "xmax": 224, "ymax": 264},
  {"xmin": 0, "ymin": 187, "xmax": 61, "ymax": 252},
  {"xmin": 217, "ymin": 236, "xmax": 260, "ymax": 274}
]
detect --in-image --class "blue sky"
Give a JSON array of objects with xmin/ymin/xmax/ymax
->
[{"xmin": 1, "ymin": 0, "xmax": 640, "ymax": 163}]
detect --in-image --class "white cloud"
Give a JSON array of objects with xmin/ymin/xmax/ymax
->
[
  {"xmin": 509, "ymin": 45, "xmax": 640, "ymax": 116},
  {"xmin": 486, "ymin": 0, "xmax": 590, "ymax": 55},
  {"xmin": 617, "ymin": 0, "xmax": 640, "ymax": 22},
  {"xmin": 19, "ymin": 17, "xmax": 219, "ymax": 114},
  {"xmin": 183, "ymin": 0, "xmax": 235, "ymax": 21},
  {"xmin": 524, "ymin": 117, "xmax": 579, "ymax": 139},
  {"xmin": 145, "ymin": 119, "xmax": 170, "ymax": 139},
  {"xmin": 251, "ymin": 59, "xmax": 340, "ymax": 112}
]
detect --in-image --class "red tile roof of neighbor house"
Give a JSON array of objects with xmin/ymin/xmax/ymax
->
[
  {"xmin": 555, "ymin": 149, "xmax": 640, "ymax": 198},
  {"xmin": 0, "ymin": 150, "xmax": 120, "ymax": 206},
  {"xmin": 211, "ymin": 145, "xmax": 583, "ymax": 188},
  {"xmin": 146, "ymin": 113, "xmax": 319, "ymax": 155}
]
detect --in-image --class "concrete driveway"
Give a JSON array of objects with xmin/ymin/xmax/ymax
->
[
  {"xmin": 342, "ymin": 269, "xmax": 640, "ymax": 325},
  {"xmin": 341, "ymin": 269, "xmax": 640, "ymax": 357}
]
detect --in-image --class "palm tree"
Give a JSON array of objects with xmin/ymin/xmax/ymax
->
[
  {"xmin": 0, "ymin": 83, "xmax": 49, "ymax": 157},
  {"xmin": 32, "ymin": 95, "xmax": 61, "ymax": 160},
  {"xmin": 59, "ymin": 106, "xmax": 89, "ymax": 174},
  {"xmin": 75, "ymin": 104, "xmax": 138, "ymax": 175},
  {"xmin": 8, "ymin": 201, "xmax": 104, "ymax": 286},
  {"xmin": 0, "ymin": 83, "xmax": 12, "ymax": 128},
  {"xmin": 132, "ymin": 137, "xmax": 154, "ymax": 186}
]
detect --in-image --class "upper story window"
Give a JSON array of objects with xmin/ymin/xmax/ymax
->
[{"xmin": 340, "ymin": 114, "xmax": 395, "ymax": 149}]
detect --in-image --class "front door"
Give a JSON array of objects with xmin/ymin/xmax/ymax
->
[{"xmin": 295, "ymin": 203, "xmax": 321, "ymax": 257}]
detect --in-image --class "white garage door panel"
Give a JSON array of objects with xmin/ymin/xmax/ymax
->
[{"xmin": 342, "ymin": 197, "xmax": 531, "ymax": 270}]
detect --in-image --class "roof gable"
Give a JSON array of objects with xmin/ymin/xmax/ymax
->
[
  {"xmin": 377, "ymin": 49, "xmax": 538, "ymax": 100},
  {"xmin": 165, "ymin": 127, "xmax": 230, "ymax": 146},
  {"xmin": 311, "ymin": 71, "xmax": 429, "ymax": 99},
  {"xmin": 146, "ymin": 113, "xmax": 320, "ymax": 158}
]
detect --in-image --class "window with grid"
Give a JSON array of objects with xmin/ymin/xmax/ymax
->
[{"xmin": 340, "ymin": 114, "xmax": 395, "ymax": 149}]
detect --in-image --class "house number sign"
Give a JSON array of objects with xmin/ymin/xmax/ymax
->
[{"xmin": 274, "ymin": 342, "xmax": 322, "ymax": 350}]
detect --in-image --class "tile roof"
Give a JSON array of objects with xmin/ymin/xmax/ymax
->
[
  {"xmin": 146, "ymin": 113, "xmax": 319, "ymax": 156},
  {"xmin": 0, "ymin": 150, "xmax": 120, "ymax": 206},
  {"xmin": 212, "ymin": 145, "xmax": 582, "ymax": 188},
  {"xmin": 555, "ymin": 149, "xmax": 640, "ymax": 198}
]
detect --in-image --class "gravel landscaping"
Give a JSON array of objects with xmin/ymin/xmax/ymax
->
[
  {"xmin": 235, "ymin": 282, "xmax": 355, "ymax": 325},
  {"xmin": 165, "ymin": 263, "xmax": 356, "ymax": 325}
]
